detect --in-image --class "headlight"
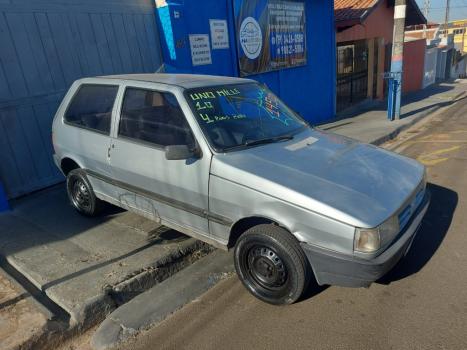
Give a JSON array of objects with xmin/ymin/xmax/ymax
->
[
  {"xmin": 354, "ymin": 227, "xmax": 380, "ymax": 253},
  {"xmin": 354, "ymin": 216, "xmax": 400, "ymax": 253}
]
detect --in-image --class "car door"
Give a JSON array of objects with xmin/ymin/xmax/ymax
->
[
  {"xmin": 109, "ymin": 85, "xmax": 211, "ymax": 236},
  {"xmin": 62, "ymin": 82, "xmax": 119, "ymax": 197}
]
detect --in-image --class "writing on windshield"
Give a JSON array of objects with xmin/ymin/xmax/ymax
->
[{"xmin": 185, "ymin": 83, "xmax": 307, "ymax": 151}]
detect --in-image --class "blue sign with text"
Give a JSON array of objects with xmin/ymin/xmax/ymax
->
[{"xmin": 234, "ymin": 0, "xmax": 306, "ymax": 76}]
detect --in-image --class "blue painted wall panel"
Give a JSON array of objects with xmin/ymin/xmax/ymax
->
[
  {"xmin": 0, "ymin": 0, "xmax": 163, "ymax": 198},
  {"xmin": 48, "ymin": 13, "xmax": 84, "ymax": 84},
  {"xmin": 17, "ymin": 106, "xmax": 54, "ymax": 180},
  {"xmin": 89, "ymin": 13, "xmax": 115, "ymax": 75},
  {"xmin": 157, "ymin": 0, "xmax": 237, "ymax": 77},
  {"xmin": 0, "ymin": 109, "xmax": 37, "ymax": 184},
  {"xmin": 35, "ymin": 12, "xmax": 68, "ymax": 90},
  {"xmin": 155, "ymin": 0, "xmax": 336, "ymax": 123},
  {"xmin": 5, "ymin": 13, "xmax": 43, "ymax": 96},
  {"xmin": 0, "ymin": 13, "xmax": 29, "ymax": 99},
  {"xmin": 22, "ymin": 13, "xmax": 56, "ymax": 93},
  {"xmin": 0, "ymin": 112, "xmax": 24, "ymax": 193},
  {"xmin": 110, "ymin": 14, "xmax": 135, "ymax": 72},
  {"xmin": 101, "ymin": 14, "xmax": 124, "ymax": 73},
  {"xmin": 144, "ymin": 14, "xmax": 163, "ymax": 71}
]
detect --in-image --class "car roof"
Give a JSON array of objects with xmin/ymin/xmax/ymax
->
[{"xmin": 96, "ymin": 73, "xmax": 254, "ymax": 89}]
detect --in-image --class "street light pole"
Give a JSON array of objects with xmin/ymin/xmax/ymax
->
[
  {"xmin": 444, "ymin": 0, "xmax": 450, "ymax": 35},
  {"xmin": 387, "ymin": 0, "xmax": 407, "ymax": 120},
  {"xmin": 423, "ymin": 0, "xmax": 430, "ymax": 38}
]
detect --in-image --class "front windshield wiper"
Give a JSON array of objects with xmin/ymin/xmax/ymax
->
[{"xmin": 244, "ymin": 134, "xmax": 294, "ymax": 147}]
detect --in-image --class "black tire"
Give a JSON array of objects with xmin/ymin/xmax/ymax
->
[
  {"xmin": 234, "ymin": 224, "xmax": 311, "ymax": 305},
  {"xmin": 66, "ymin": 169, "xmax": 103, "ymax": 217}
]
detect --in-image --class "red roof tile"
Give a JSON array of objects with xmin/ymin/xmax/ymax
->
[
  {"xmin": 335, "ymin": 0, "xmax": 426, "ymax": 26},
  {"xmin": 334, "ymin": 0, "xmax": 379, "ymax": 22}
]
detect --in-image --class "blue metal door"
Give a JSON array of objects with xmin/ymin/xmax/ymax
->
[
  {"xmin": 0, "ymin": 0, "xmax": 163, "ymax": 198},
  {"xmin": 155, "ymin": 0, "xmax": 238, "ymax": 77}
]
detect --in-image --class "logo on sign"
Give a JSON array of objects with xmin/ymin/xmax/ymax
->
[{"xmin": 239, "ymin": 17, "xmax": 262, "ymax": 59}]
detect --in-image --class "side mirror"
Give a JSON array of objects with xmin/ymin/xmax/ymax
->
[{"xmin": 165, "ymin": 145, "xmax": 200, "ymax": 160}]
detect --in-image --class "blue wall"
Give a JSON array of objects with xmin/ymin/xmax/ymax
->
[
  {"xmin": 0, "ymin": 0, "xmax": 163, "ymax": 198},
  {"xmin": 156, "ymin": 0, "xmax": 336, "ymax": 123}
]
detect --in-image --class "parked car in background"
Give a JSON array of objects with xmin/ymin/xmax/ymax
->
[{"xmin": 52, "ymin": 74, "xmax": 430, "ymax": 304}]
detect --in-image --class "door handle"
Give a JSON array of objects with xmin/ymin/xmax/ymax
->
[{"xmin": 108, "ymin": 144, "xmax": 115, "ymax": 158}]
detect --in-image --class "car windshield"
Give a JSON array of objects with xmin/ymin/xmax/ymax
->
[{"xmin": 185, "ymin": 83, "xmax": 308, "ymax": 152}]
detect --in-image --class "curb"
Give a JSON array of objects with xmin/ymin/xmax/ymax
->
[
  {"xmin": 369, "ymin": 105, "xmax": 442, "ymax": 146},
  {"xmin": 1, "ymin": 237, "xmax": 213, "ymax": 350},
  {"xmin": 91, "ymin": 250, "xmax": 235, "ymax": 350},
  {"xmin": 58, "ymin": 239, "xmax": 213, "ymax": 329}
]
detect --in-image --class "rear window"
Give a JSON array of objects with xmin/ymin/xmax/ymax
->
[{"xmin": 64, "ymin": 84, "xmax": 118, "ymax": 134}]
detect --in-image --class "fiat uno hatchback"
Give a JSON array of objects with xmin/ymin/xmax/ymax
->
[{"xmin": 52, "ymin": 74, "xmax": 430, "ymax": 304}]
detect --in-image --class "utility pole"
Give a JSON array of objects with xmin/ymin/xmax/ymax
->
[
  {"xmin": 444, "ymin": 0, "xmax": 450, "ymax": 36},
  {"xmin": 387, "ymin": 0, "xmax": 407, "ymax": 120},
  {"xmin": 423, "ymin": 0, "xmax": 430, "ymax": 38}
]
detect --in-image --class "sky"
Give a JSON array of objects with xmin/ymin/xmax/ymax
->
[{"xmin": 416, "ymin": 0, "xmax": 467, "ymax": 23}]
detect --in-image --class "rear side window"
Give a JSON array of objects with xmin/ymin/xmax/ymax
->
[
  {"xmin": 64, "ymin": 84, "xmax": 118, "ymax": 134},
  {"xmin": 119, "ymin": 88, "xmax": 194, "ymax": 147}
]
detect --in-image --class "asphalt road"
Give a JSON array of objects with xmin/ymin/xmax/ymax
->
[{"xmin": 121, "ymin": 98, "xmax": 467, "ymax": 350}]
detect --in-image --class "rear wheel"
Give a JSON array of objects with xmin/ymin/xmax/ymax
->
[
  {"xmin": 234, "ymin": 224, "xmax": 310, "ymax": 305},
  {"xmin": 66, "ymin": 169, "xmax": 102, "ymax": 216}
]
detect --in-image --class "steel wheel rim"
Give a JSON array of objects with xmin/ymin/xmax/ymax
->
[
  {"xmin": 71, "ymin": 178, "xmax": 91, "ymax": 211},
  {"xmin": 247, "ymin": 245, "xmax": 288, "ymax": 290}
]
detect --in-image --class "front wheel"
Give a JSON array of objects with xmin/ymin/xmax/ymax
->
[
  {"xmin": 66, "ymin": 169, "xmax": 102, "ymax": 216},
  {"xmin": 234, "ymin": 224, "xmax": 311, "ymax": 305}
]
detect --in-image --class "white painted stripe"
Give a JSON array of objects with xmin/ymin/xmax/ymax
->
[{"xmin": 394, "ymin": 5, "xmax": 407, "ymax": 19}]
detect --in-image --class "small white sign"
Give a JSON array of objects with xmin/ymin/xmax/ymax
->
[
  {"xmin": 189, "ymin": 34, "xmax": 212, "ymax": 66},
  {"xmin": 209, "ymin": 19, "xmax": 229, "ymax": 49},
  {"xmin": 239, "ymin": 16, "xmax": 263, "ymax": 59}
]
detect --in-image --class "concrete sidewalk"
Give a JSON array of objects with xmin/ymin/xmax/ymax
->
[
  {"xmin": 0, "ymin": 186, "xmax": 212, "ymax": 349},
  {"xmin": 320, "ymin": 80, "xmax": 467, "ymax": 144}
]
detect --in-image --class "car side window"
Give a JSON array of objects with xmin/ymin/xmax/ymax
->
[
  {"xmin": 64, "ymin": 84, "xmax": 118, "ymax": 134},
  {"xmin": 119, "ymin": 88, "xmax": 195, "ymax": 147}
]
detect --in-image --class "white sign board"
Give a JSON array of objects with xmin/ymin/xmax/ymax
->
[
  {"xmin": 189, "ymin": 34, "xmax": 212, "ymax": 66},
  {"xmin": 209, "ymin": 19, "xmax": 229, "ymax": 49},
  {"xmin": 239, "ymin": 16, "xmax": 263, "ymax": 59}
]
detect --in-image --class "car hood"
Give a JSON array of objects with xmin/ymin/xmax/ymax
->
[{"xmin": 210, "ymin": 128, "xmax": 425, "ymax": 228}]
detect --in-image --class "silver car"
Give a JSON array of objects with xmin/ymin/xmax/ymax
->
[{"xmin": 52, "ymin": 74, "xmax": 430, "ymax": 305}]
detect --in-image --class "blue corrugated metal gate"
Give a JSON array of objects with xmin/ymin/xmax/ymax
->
[{"xmin": 0, "ymin": 0, "xmax": 162, "ymax": 198}]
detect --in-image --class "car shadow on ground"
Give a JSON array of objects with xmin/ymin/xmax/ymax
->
[
  {"xmin": 300, "ymin": 279, "xmax": 329, "ymax": 302},
  {"xmin": 378, "ymin": 182, "xmax": 457, "ymax": 284},
  {"xmin": 147, "ymin": 226, "xmax": 190, "ymax": 244}
]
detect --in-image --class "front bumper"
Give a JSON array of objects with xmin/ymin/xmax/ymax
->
[{"xmin": 302, "ymin": 191, "xmax": 431, "ymax": 288}]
